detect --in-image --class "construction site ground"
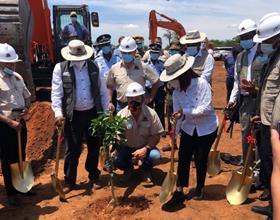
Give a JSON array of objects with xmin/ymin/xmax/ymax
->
[{"xmin": 0, "ymin": 61, "xmax": 266, "ymax": 220}]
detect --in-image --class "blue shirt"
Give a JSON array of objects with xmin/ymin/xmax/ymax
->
[
  {"xmin": 224, "ymin": 54, "xmax": 235, "ymax": 78},
  {"xmin": 145, "ymin": 59, "xmax": 164, "ymax": 88},
  {"xmin": 62, "ymin": 22, "xmax": 89, "ymax": 42}
]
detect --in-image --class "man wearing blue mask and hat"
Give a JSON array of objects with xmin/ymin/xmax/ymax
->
[
  {"xmin": 107, "ymin": 37, "xmax": 160, "ymax": 113},
  {"xmin": 227, "ymin": 19, "xmax": 266, "ymax": 169},
  {"xmin": 62, "ymin": 11, "xmax": 89, "ymax": 45},
  {"xmin": 0, "ymin": 43, "xmax": 32, "ymax": 207},
  {"xmin": 145, "ymin": 43, "xmax": 165, "ymax": 130},
  {"xmin": 180, "ymin": 30, "xmax": 214, "ymax": 85},
  {"xmin": 95, "ymin": 34, "xmax": 121, "ymax": 109},
  {"xmin": 134, "ymin": 36, "xmax": 145, "ymax": 59}
]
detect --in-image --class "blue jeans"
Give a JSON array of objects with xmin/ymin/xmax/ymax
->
[{"xmin": 114, "ymin": 145, "xmax": 161, "ymax": 171}]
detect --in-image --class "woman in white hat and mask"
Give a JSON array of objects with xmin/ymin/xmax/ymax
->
[{"xmin": 160, "ymin": 54, "xmax": 218, "ymax": 209}]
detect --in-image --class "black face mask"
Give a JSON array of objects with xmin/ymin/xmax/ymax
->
[{"xmin": 128, "ymin": 100, "xmax": 141, "ymax": 111}]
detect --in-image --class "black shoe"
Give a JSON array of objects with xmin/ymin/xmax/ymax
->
[
  {"xmin": 193, "ymin": 188, "xmax": 205, "ymax": 200},
  {"xmin": 251, "ymin": 205, "xmax": 272, "ymax": 217},
  {"xmin": 7, "ymin": 195, "xmax": 20, "ymax": 207},
  {"xmin": 259, "ymin": 190, "xmax": 271, "ymax": 201},
  {"xmin": 64, "ymin": 184, "xmax": 75, "ymax": 194},
  {"xmin": 249, "ymin": 185, "xmax": 257, "ymax": 194},
  {"xmin": 162, "ymin": 191, "xmax": 185, "ymax": 210},
  {"xmin": 89, "ymin": 179, "xmax": 102, "ymax": 190}
]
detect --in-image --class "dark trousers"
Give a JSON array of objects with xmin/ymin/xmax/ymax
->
[
  {"xmin": 258, "ymin": 124, "xmax": 273, "ymax": 190},
  {"xmin": 0, "ymin": 120, "xmax": 27, "ymax": 196},
  {"xmin": 154, "ymin": 86, "xmax": 166, "ymax": 130},
  {"xmin": 226, "ymin": 77, "xmax": 234, "ymax": 102},
  {"xmin": 177, "ymin": 129, "xmax": 217, "ymax": 189},
  {"xmin": 64, "ymin": 108, "xmax": 100, "ymax": 186}
]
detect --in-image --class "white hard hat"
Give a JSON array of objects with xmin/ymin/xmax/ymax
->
[
  {"xmin": 119, "ymin": 36, "xmax": 137, "ymax": 53},
  {"xmin": 0, "ymin": 43, "xmax": 20, "ymax": 63},
  {"xmin": 253, "ymin": 12, "xmax": 280, "ymax": 43},
  {"xmin": 126, "ymin": 82, "xmax": 145, "ymax": 97},
  {"xmin": 237, "ymin": 19, "xmax": 257, "ymax": 36}
]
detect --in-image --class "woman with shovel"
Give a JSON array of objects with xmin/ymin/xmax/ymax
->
[
  {"xmin": 0, "ymin": 43, "xmax": 33, "ymax": 207},
  {"xmin": 160, "ymin": 54, "xmax": 218, "ymax": 209}
]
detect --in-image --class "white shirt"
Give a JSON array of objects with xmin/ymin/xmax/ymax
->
[
  {"xmin": 173, "ymin": 77, "xmax": 218, "ymax": 136},
  {"xmin": 51, "ymin": 61, "xmax": 108, "ymax": 118},
  {"xmin": 229, "ymin": 44, "xmax": 258, "ymax": 103},
  {"xmin": 196, "ymin": 50, "xmax": 215, "ymax": 85}
]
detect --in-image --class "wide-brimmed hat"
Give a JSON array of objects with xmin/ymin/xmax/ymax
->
[
  {"xmin": 0, "ymin": 43, "xmax": 21, "ymax": 63},
  {"xmin": 61, "ymin": 40, "xmax": 93, "ymax": 61},
  {"xmin": 160, "ymin": 54, "xmax": 195, "ymax": 82},
  {"xmin": 180, "ymin": 30, "xmax": 207, "ymax": 45}
]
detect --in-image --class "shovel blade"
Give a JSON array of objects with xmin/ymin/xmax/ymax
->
[
  {"xmin": 51, "ymin": 173, "xmax": 66, "ymax": 201},
  {"xmin": 207, "ymin": 150, "xmax": 221, "ymax": 176},
  {"xmin": 159, "ymin": 171, "xmax": 177, "ymax": 204},
  {"xmin": 10, "ymin": 161, "xmax": 34, "ymax": 193},
  {"xmin": 226, "ymin": 171, "xmax": 253, "ymax": 205}
]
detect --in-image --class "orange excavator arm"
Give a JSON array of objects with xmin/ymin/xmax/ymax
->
[
  {"xmin": 149, "ymin": 10, "xmax": 186, "ymax": 43},
  {"xmin": 28, "ymin": 0, "xmax": 54, "ymax": 64}
]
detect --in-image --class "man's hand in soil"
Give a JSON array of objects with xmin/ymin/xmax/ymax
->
[{"xmin": 132, "ymin": 146, "xmax": 148, "ymax": 160}]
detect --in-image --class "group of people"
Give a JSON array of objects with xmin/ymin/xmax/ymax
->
[{"xmin": 0, "ymin": 10, "xmax": 280, "ymax": 220}]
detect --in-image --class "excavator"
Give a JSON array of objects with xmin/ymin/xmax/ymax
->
[
  {"xmin": 0, "ymin": 0, "xmax": 99, "ymax": 99},
  {"xmin": 149, "ymin": 10, "xmax": 186, "ymax": 44}
]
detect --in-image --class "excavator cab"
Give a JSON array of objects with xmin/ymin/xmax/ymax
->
[{"xmin": 53, "ymin": 4, "xmax": 98, "ymax": 62}]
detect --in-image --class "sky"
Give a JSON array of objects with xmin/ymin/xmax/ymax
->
[{"xmin": 48, "ymin": 0, "xmax": 280, "ymax": 46}]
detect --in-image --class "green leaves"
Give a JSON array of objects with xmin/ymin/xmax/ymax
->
[{"xmin": 90, "ymin": 113, "xmax": 128, "ymax": 148}]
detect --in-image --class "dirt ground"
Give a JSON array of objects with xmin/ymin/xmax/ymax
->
[{"xmin": 0, "ymin": 61, "xmax": 268, "ymax": 220}]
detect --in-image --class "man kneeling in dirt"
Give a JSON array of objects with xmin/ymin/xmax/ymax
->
[
  {"xmin": 51, "ymin": 40, "xmax": 108, "ymax": 193},
  {"xmin": 115, "ymin": 82, "xmax": 163, "ymax": 186}
]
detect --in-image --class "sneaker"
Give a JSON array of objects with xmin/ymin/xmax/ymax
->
[
  {"xmin": 7, "ymin": 195, "xmax": 20, "ymax": 207},
  {"xmin": 193, "ymin": 187, "xmax": 205, "ymax": 200},
  {"xmin": 251, "ymin": 204, "xmax": 272, "ymax": 217},
  {"xmin": 89, "ymin": 179, "xmax": 102, "ymax": 190},
  {"xmin": 162, "ymin": 191, "xmax": 185, "ymax": 210},
  {"xmin": 142, "ymin": 171, "xmax": 154, "ymax": 187},
  {"xmin": 64, "ymin": 184, "xmax": 75, "ymax": 194}
]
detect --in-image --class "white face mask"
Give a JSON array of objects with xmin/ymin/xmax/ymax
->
[
  {"xmin": 168, "ymin": 79, "xmax": 180, "ymax": 90},
  {"xmin": 73, "ymin": 61, "xmax": 85, "ymax": 70}
]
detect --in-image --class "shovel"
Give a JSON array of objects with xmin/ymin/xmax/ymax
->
[
  {"xmin": 159, "ymin": 117, "xmax": 177, "ymax": 204},
  {"xmin": 207, "ymin": 115, "xmax": 227, "ymax": 176},
  {"xmin": 10, "ymin": 117, "xmax": 34, "ymax": 193},
  {"xmin": 226, "ymin": 129, "xmax": 255, "ymax": 205},
  {"xmin": 50, "ymin": 125, "xmax": 66, "ymax": 202}
]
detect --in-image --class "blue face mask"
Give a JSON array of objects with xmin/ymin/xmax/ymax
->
[
  {"xmin": 122, "ymin": 53, "xmax": 134, "ymax": 63},
  {"xmin": 102, "ymin": 45, "xmax": 111, "ymax": 55},
  {"xmin": 150, "ymin": 52, "xmax": 160, "ymax": 61},
  {"xmin": 169, "ymin": 50, "xmax": 179, "ymax": 56},
  {"xmin": 137, "ymin": 43, "xmax": 143, "ymax": 49},
  {"xmin": 186, "ymin": 46, "xmax": 199, "ymax": 56},
  {"xmin": 261, "ymin": 43, "xmax": 276, "ymax": 56},
  {"xmin": 240, "ymin": 39, "xmax": 254, "ymax": 50},
  {"xmin": 3, "ymin": 67, "xmax": 13, "ymax": 76},
  {"xmin": 256, "ymin": 54, "xmax": 269, "ymax": 64}
]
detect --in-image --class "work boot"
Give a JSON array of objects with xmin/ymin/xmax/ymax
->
[
  {"xmin": 7, "ymin": 195, "xmax": 20, "ymax": 207},
  {"xmin": 142, "ymin": 171, "xmax": 154, "ymax": 187},
  {"xmin": 251, "ymin": 204, "xmax": 272, "ymax": 217},
  {"xmin": 162, "ymin": 191, "xmax": 185, "ymax": 210},
  {"xmin": 193, "ymin": 187, "xmax": 205, "ymax": 200}
]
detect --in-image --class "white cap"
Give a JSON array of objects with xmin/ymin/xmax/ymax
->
[
  {"xmin": 237, "ymin": 19, "xmax": 257, "ymax": 36},
  {"xmin": 126, "ymin": 82, "xmax": 145, "ymax": 97},
  {"xmin": 0, "ymin": 43, "xmax": 20, "ymax": 63},
  {"xmin": 119, "ymin": 36, "xmax": 137, "ymax": 53},
  {"xmin": 253, "ymin": 12, "xmax": 280, "ymax": 43}
]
